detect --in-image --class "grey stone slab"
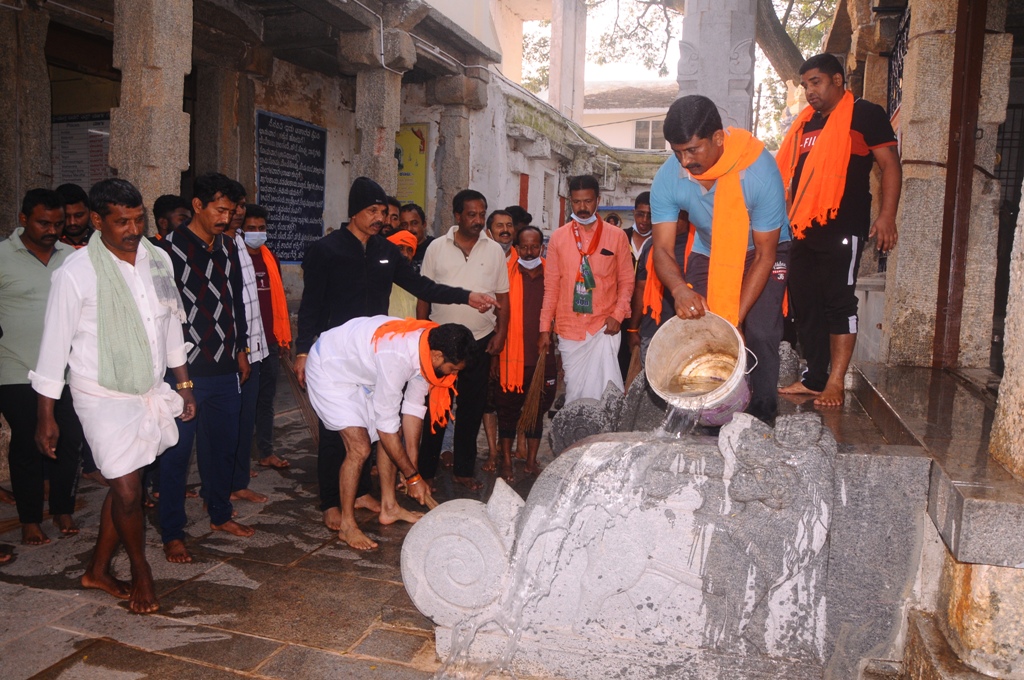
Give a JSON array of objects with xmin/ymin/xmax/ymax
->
[
  {"xmin": 381, "ymin": 589, "xmax": 434, "ymax": 632},
  {"xmin": 257, "ymin": 644, "xmax": 433, "ymax": 679},
  {"xmin": 159, "ymin": 558, "xmax": 401, "ymax": 651},
  {"xmin": 0, "ymin": 624, "xmax": 92, "ymax": 680},
  {"xmin": 824, "ymin": 445, "xmax": 932, "ymax": 679},
  {"xmin": 353, "ymin": 628, "xmax": 430, "ymax": 663},
  {"xmin": 31, "ymin": 638, "xmax": 250, "ymax": 679},
  {"xmin": 0, "ymin": 581, "xmax": 85, "ymax": 645},
  {"xmin": 54, "ymin": 603, "xmax": 284, "ymax": 672}
]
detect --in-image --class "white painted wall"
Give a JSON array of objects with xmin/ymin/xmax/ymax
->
[{"xmin": 582, "ymin": 111, "xmax": 667, "ymax": 150}]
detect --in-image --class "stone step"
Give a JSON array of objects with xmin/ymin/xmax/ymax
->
[{"xmin": 903, "ymin": 611, "xmax": 990, "ymax": 679}]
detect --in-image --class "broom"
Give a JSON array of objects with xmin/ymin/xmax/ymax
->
[
  {"xmin": 516, "ymin": 352, "xmax": 549, "ymax": 435},
  {"xmin": 281, "ymin": 352, "xmax": 320, "ymax": 449},
  {"xmin": 624, "ymin": 345, "xmax": 642, "ymax": 389}
]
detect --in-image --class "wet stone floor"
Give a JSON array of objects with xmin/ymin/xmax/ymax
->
[{"xmin": 0, "ymin": 380, "xmax": 555, "ymax": 680}]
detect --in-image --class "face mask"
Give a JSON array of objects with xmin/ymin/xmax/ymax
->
[
  {"xmin": 243, "ymin": 231, "xmax": 268, "ymax": 248},
  {"xmin": 571, "ymin": 212, "xmax": 597, "ymax": 226},
  {"xmin": 518, "ymin": 256, "xmax": 542, "ymax": 270},
  {"xmin": 499, "ymin": 241, "xmax": 512, "ymax": 254},
  {"xmin": 633, "ymin": 223, "xmax": 652, "ymax": 236}
]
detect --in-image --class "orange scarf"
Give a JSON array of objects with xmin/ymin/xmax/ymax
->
[
  {"xmin": 691, "ymin": 127, "xmax": 765, "ymax": 325},
  {"xmin": 259, "ymin": 245, "xmax": 292, "ymax": 349},
  {"xmin": 371, "ymin": 319, "xmax": 456, "ymax": 432},
  {"xmin": 499, "ymin": 253, "xmax": 541, "ymax": 392},
  {"xmin": 642, "ymin": 224, "xmax": 696, "ymax": 325},
  {"xmin": 776, "ymin": 90, "xmax": 854, "ymax": 239}
]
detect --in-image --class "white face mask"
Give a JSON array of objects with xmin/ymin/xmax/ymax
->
[
  {"xmin": 518, "ymin": 256, "xmax": 542, "ymax": 270},
  {"xmin": 243, "ymin": 231, "xmax": 268, "ymax": 248},
  {"xmin": 499, "ymin": 241, "xmax": 512, "ymax": 254},
  {"xmin": 571, "ymin": 212, "xmax": 597, "ymax": 226}
]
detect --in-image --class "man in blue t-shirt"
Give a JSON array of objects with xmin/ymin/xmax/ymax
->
[{"xmin": 650, "ymin": 95, "xmax": 790, "ymax": 423}]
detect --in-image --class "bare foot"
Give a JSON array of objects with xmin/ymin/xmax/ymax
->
[
  {"xmin": 163, "ymin": 540, "xmax": 192, "ymax": 563},
  {"xmin": 778, "ymin": 380, "xmax": 821, "ymax": 396},
  {"xmin": 379, "ymin": 504, "xmax": 423, "ymax": 526},
  {"xmin": 127, "ymin": 569, "xmax": 160, "ymax": 614},
  {"xmin": 523, "ymin": 464, "xmax": 543, "ymax": 476},
  {"xmin": 355, "ymin": 494, "xmax": 382, "ymax": 513},
  {"xmin": 454, "ymin": 476, "xmax": 483, "ymax": 491},
  {"xmin": 53, "ymin": 514, "xmax": 79, "ymax": 536},
  {"xmin": 0, "ymin": 488, "xmax": 15, "ymax": 505},
  {"xmin": 21, "ymin": 524, "xmax": 50, "ymax": 545},
  {"xmin": 258, "ymin": 455, "xmax": 290, "ymax": 470},
  {"xmin": 440, "ymin": 450, "xmax": 454, "ymax": 469},
  {"xmin": 211, "ymin": 520, "xmax": 255, "ymax": 537},
  {"xmin": 814, "ymin": 383, "xmax": 846, "ymax": 408},
  {"xmin": 249, "ymin": 469, "xmax": 259, "ymax": 478},
  {"xmin": 81, "ymin": 570, "xmax": 131, "ymax": 600},
  {"xmin": 500, "ymin": 463, "xmax": 515, "ymax": 485},
  {"xmin": 82, "ymin": 470, "xmax": 110, "ymax": 487},
  {"xmin": 185, "ymin": 488, "xmax": 199, "ymax": 499},
  {"xmin": 338, "ymin": 522, "xmax": 378, "ymax": 550},
  {"xmin": 481, "ymin": 456, "xmax": 498, "ymax": 473},
  {"xmin": 0, "ymin": 548, "xmax": 12, "ymax": 564},
  {"xmin": 323, "ymin": 506, "xmax": 343, "ymax": 531},
  {"xmin": 230, "ymin": 489, "xmax": 268, "ymax": 503},
  {"xmin": 142, "ymin": 493, "xmax": 156, "ymax": 509}
]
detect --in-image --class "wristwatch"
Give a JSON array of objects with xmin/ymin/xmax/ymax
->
[{"xmin": 175, "ymin": 380, "xmax": 194, "ymax": 391}]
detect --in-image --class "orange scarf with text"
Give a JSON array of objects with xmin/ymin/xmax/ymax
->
[
  {"xmin": 776, "ymin": 90, "xmax": 854, "ymax": 239},
  {"xmin": 259, "ymin": 245, "xmax": 292, "ymax": 349},
  {"xmin": 691, "ymin": 127, "xmax": 765, "ymax": 325},
  {"xmin": 372, "ymin": 319, "xmax": 456, "ymax": 432},
  {"xmin": 642, "ymin": 224, "xmax": 695, "ymax": 325},
  {"xmin": 499, "ymin": 253, "xmax": 542, "ymax": 392}
]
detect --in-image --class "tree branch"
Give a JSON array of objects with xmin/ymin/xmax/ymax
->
[{"xmin": 754, "ymin": 0, "xmax": 806, "ymax": 84}]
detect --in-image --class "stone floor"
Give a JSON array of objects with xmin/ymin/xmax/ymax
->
[
  {"xmin": 0, "ymin": 379, "xmax": 554, "ymax": 680},
  {"xmin": 0, "ymin": 361, "xmax": 1011, "ymax": 679}
]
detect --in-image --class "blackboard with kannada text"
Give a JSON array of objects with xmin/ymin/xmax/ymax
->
[{"xmin": 255, "ymin": 111, "xmax": 327, "ymax": 263}]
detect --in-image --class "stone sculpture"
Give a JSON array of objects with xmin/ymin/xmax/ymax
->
[{"xmin": 402, "ymin": 413, "xmax": 837, "ymax": 679}]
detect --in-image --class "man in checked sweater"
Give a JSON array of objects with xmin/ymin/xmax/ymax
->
[{"xmin": 157, "ymin": 172, "xmax": 254, "ymax": 564}]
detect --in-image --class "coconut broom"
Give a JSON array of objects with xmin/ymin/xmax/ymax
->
[{"xmin": 516, "ymin": 352, "xmax": 549, "ymax": 435}]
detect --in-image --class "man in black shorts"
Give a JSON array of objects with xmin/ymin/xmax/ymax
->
[{"xmin": 777, "ymin": 53, "xmax": 902, "ymax": 407}]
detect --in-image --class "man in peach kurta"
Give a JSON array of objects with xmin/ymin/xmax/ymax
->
[{"xmin": 539, "ymin": 175, "xmax": 634, "ymax": 404}]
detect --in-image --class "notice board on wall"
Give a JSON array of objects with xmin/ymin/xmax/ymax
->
[
  {"xmin": 255, "ymin": 111, "xmax": 327, "ymax": 263},
  {"xmin": 51, "ymin": 113, "xmax": 112, "ymax": 189},
  {"xmin": 395, "ymin": 123, "xmax": 428, "ymax": 209}
]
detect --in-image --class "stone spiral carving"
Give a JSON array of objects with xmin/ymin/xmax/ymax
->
[{"xmin": 400, "ymin": 498, "xmax": 510, "ymax": 627}]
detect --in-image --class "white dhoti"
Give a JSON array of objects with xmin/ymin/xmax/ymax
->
[
  {"xmin": 305, "ymin": 344, "xmax": 381, "ymax": 442},
  {"xmin": 558, "ymin": 328, "xmax": 624, "ymax": 405},
  {"xmin": 70, "ymin": 378, "xmax": 184, "ymax": 480}
]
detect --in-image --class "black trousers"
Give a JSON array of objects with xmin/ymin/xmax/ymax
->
[
  {"xmin": 0, "ymin": 384, "xmax": 82, "ymax": 524},
  {"xmin": 254, "ymin": 345, "xmax": 280, "ymax": 459},
  {"xmin": 788, "ymin": 228, "xmax": 865, "ymax": 392},
  {"xmin": 317, "ymin": 421, "xmax": 374, "ymax": 511},
  {"xmin": 420, "ymin": 334, "xmax": 492, "ymax": 480}
]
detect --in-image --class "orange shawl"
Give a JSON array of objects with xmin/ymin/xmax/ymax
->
[
  {"xmin": 372, "ymin": 319, "xmax": 456, "ymax": 432},
  {"xmin": 776, "ymin": 90, "xmax": 854, "ymax": 239},
  {"xmin": 259, "ymin": 245, "xmax": 292, "ymax": 348},
  {"xmin": 690, "ymin": 128, "xmax": 765, "ymax": 325},
  {"xmin": 642, "ymin": 224, "xmax": 695, "ymax": 325},
  {"xmin": 499, "ymin": 252, "xmax": 540, "ymax": 392}
]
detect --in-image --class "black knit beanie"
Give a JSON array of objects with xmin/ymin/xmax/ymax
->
[{"xmin": 348, "ymin": 176, "xmax": 388, "ymax": 218}]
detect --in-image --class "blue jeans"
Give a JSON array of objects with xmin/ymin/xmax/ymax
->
[
  {"xmin": 231, "ymin": 360, "xmax": 261, "ymax": 491},
  {"xmin": 159, "ymin": 372, "xmax": 241, "ymax": 543}
]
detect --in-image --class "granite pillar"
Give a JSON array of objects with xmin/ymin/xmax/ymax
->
[
  {"xmin": 991, "ymin": 175, "xmax": 1024, "ymax": 480},
  {"xmin": 676, "ymin": 0, "xmax": 756, "ymax": 130},
  {"xmin": 341, "ymin": 27, "xmax": 416, "ymax": 196},
  {"xmin": 429, "ymin": 73, "xmax": 488, "ymax": 234},
  {"xmin": 549, "ymin": 0, "xmax": 586, "ymax": 122},
  {"xmin": 193, "ymin": 65, "xmax": 256, "ymax": 192},
  {"xmin": 108, "ymin": 0, "xmax": 192, "ymax": 235},
  {"xmin": 882, "ymin": 0, "xmax": 1011, "ymax": 367},
  {"xmin": 0, "ymin": 4, "xmax": 51, "ymax": 236}
]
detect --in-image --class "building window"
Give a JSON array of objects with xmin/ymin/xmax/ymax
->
[{"xmin": 635, "ymin": 120, "xmax": 665, "ymax": 150}]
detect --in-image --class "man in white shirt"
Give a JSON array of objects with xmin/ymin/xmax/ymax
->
[
  {"xmin": 304, "ymin": 315, "xmax": 474, "ymax": 549},
  {"xmin": 224, "ymin": 180, "xmax": 269, "ymax": 503},
  {"xmin": 31, "ymin": 179, "xmax": 197, "ymax": 614},
  {"xmin": 417, "ymin": 190, "xmax": 510, "ymax": 490}
]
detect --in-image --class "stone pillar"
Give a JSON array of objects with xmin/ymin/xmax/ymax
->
[
  {"xmin": 676, "ymin": 0, "xmax": 756, "ymax": 130},
  {"xmin": 108, "ymin": 0, "xmax": 192, "ymax": 234},
  {"xmin": 429, "ymin": 73, "xmax": 489, "ymax": 234},
  {"xmin": 0, "ymin": 4, "xmax": 51, "ymax": 236},
  {"xmin": 193, "ymin": 65, "xmax": 256, "ymax": 191},
  {"xmin": 937, "ymin": 552, "xmax": 1024, "ymax": 678},
  {"xmin": 881, "ymin": 0, "xmax": 1011, "ymax": 367},
  {"xmin": 548, "ymin": 0, "xmax": 586, "ymax": 123},
  {"xmin": 341, "ymin": 28, "xmax": 416, "ymax": 196}
]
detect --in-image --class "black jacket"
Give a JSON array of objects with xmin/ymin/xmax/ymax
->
[{"xmin": 295, "ymin": 226, "xmax": 469, "ymax": 353}]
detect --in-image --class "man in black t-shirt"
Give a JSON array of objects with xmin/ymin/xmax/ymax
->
[{"xmin": 778, "ymin": 54, "xmax": 902, "ymax": 408}]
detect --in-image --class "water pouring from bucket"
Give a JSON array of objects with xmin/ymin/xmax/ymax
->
[{"xmin": 645, "ymin": 312, "xmax": 751, "ymax": 427}]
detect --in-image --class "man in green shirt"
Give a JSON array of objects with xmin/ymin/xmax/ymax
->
[{"xmin": 0, "ymin": 189, "xmax": 81, "ymax": 545}]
